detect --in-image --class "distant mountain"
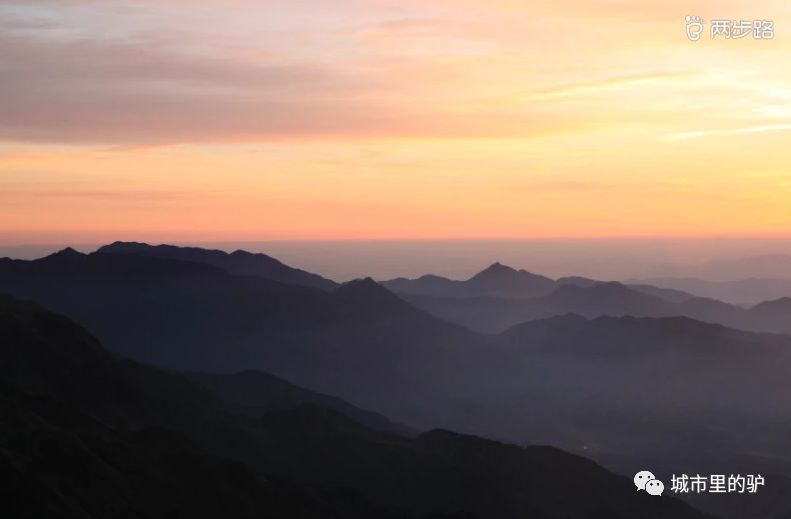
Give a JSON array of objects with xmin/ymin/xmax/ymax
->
[
  {"xmin": 750, "ymin": 296, "xmax": 791, "ymax": 315},
  {"xmin": 747, "ymin": 297, "xmax": 791, "ymax": 331},
  {"xmin": 618, "ymin": 283, "xmax": 696, "ymax": 304},
  {"xmin": 383, "ymin": 262, "xmax": 556, "ymax": 298},
  {"xmin": 557, "ymin": 275, "xmax": 697, "ymax": 303},
  {"xmin": 629, "ymin": 276, "xmax": 791, "ymax": 306},
  {"xmin": 464, "ymin": 262, "xmax": 557, "ymax": 297},
  {"xmin": 401, "ymin": 282, "xmax": 674, "ymax": 333},
  {"xmin": 97, "ymin": 241, "xmax": 338, "ymax": 290},
  {"xmin": 386, "ymin": 263, "xmax": 698, "ymax": 304},
  {"xmin": 0, "ymin": 294, "xmax": 710, "ymax": 519},
  {"xmin": 556, "ymin": 275, "xmax": 602, "ymax": 288},
  {"xmin": 488, "ymin": 314, "xmax": 791, "ymax": 473},
  {"xmin": 402, "ymin": 280, "xmax": 791, "ymax": 335},
  {"xmin": 539, "ymin": 282, "xmax": 673, "ymax": 315},
  {"xmin": 334, "ymin": 277, "xmax": 424, "ymax": 318}
]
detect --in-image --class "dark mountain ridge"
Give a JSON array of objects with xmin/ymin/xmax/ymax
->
[
  {"xmin": 384, "ymin": 262, "xmax": 556, "ymax": 298},
  {"xmin": 0, "ymin": 294, "xmax": 710, "ymax": 519},
  {"xmin": 4, "ymin": 246, "xmax": 791, "ymax": 518},
  {"xmin": 0, "ymin": 248, "xmax": 481, "ymax": 427},
  {"xmin": 97, "ymin": 241, "xmax": 338, "ymax": 290}
]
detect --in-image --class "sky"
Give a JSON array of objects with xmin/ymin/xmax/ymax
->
[{"xmin": 2, "ymin": 0, "xmax": 791, "ymax": 244}]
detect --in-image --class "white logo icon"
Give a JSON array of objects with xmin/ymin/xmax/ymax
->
[
  {"xmin": 635, "ymin": 470, "xmax": 664, "ymax": 496},
  {"xmin": 686, "ymin": 15, "xmax": 704, "ymax": 41},
  {"xmin": 646, "ymin": 479, "xmax": 665, "ymax": 496}
]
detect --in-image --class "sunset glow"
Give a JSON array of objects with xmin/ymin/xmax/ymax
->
[{"xmin": 2, "ymin": 0, "xmax": 791, "ymax": 242}]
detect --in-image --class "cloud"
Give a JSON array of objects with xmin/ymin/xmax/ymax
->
[
  {"xmin": 0, "ymin": 31, "xmax": 375, "ymax": 144},
  {"xmin": 518, "ymin": 71, "xmax": 695, "ymax": 100},
  {"xmin": 3, "ymin": 0, "xmax": 788, "ymax": 146},
  {"xmin": 669, "ymin": 123, "xmax": 791, "ymax": 140},
  {"xmin": 0, "ymin": 20, "xmax": 588, "ymax": 145},
  {"xmin": 0, "ymin": 187, "xmax": 189, "ymax": 201}
]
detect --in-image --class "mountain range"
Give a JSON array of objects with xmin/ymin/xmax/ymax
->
[
  {"xmin": 98, "ymin": 241, "xmax": 338, "ymax": 290},
  {"xmin": 384, "ymin": 262, "xmax": 557, "ymax": 298},
  {"xmin": 384, "ymin": 263, "xmax": 791, "ymax": 335},
  {"xmin": 0, "ymin": 294, "xmax": 708, "ymax": 519},
  {"xmin": 4, "ymin": 243, "xmax": 791, "ymax": 518},
  {"xmin": 383, "ymin": 262, "xmax": 696, "ymax": 301},
  {"xmin": 628, "ymin": 276, "xmax": 791, "ymax": 306}
]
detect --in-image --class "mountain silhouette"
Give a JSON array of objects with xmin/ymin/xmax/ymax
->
[
  {"xmin": 400, "ymin": 278, "xmax": 791, "ymax": 334},
  {"xmin": 0, "ymin": 248, "xmax": 478, "ymax": 424},
  {"xmin": 0, "ymin": 294, "xmax": 424, "ymax": 519},
  {"xmin": 400, "ymin": 281, "xmax": 682, "ymax": 333},
  {"xmin": 97, "ymin": 241, "xmax": 338, "ymax": 290},
  {"xmin": 383, "ymin": 262, "xmax": 556, "ymax": 298},
  {"xmin": 466, "ymin": 262, "xmax": 556, "ymax": 295},
  {"xmin": 5, "ymin": 246, "xmax": 791, "ymax": 518},
  {"xmin": 0, "ymin": 294, "xmax": 711, "ymax": 519},
  {"xmin": 335, "ymin": 277, "xmax": 416, "ymax": 312},
  {"xmin": 628, "ymin": 276, "xmax": 791, "ymax": 306},
  {"xmin": 558, "ymin": 276, "xmax": 696, "ymax": 303},
  {"xmin": 750, "ymin": 296, "xmax": 791, "ymax": 316},
  {"xmin": 385, "ymin": 263, "xmax": 699, "ymax": 302}
]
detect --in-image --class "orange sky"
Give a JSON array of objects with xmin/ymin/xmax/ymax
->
[{"xmin": 2, "ymin": 0, "xmax": 791, "ymax": 243}]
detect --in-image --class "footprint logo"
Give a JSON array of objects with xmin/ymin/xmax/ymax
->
[{"xmin": 686, "ymin": 15, "xmax": 704, "ymax": 41}]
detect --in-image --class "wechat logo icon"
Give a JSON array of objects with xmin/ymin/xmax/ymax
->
[{"xmin": 635, "ymin": 470, "xmax": 664, "ymax": 496}]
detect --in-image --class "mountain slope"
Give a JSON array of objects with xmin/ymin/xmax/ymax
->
[
  {"xmin": 0, "ymin": 386, "xmax": 390, "ymax": 519},
  {"xmin": 189, "ymin": 370, "xmax": 412, "ymax": 435},
  {"xmin": 0, "ymin": 294, "xmax": 711, "ymax": 519},
  {"xmin": 97, "ymin": 241, "xmax": 338, "ymax": 290},
  {"xmin": 0, "ymin": 249, "xmax": 482, "ymax": 427},
  {"xmin": 0, "ymin": 295, "xmax": 424, "ymax": 519}
]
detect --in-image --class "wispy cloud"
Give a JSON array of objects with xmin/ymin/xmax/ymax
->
[{"xmin": 669, "ymin": 124, "xmax": 791, "ymax": 140}]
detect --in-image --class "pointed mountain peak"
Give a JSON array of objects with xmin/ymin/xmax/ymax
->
[
  {"xmin": 470, "ymin": 262, "xmax": 518, "ymax": 280},
  {"xmin": 43, "ymin": 247, "xmax": 85, "ymax": 261},
  {"xmin": 462, "ymin": 262, "xmax": 556, "ymax": 297},
  {"xmin": 335, "ymin": 278, "xmax": 410, "ymax": 312},
  {"xmin": 336, "ymin": 277, "xmax": 386, "ymax": 295}
]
